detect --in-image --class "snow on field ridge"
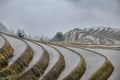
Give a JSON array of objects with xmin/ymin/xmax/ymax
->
[
  {"xmin": 37, "ymin": 43, "xmax": 59, "ymax": 79},
  {"xmin": 2, "ymin": 34, "xmax": 27, "ymax": 66},
  {"xmin": 68, "ymin": 47, "xmax": 105, "ymax": 80},
  {"xmin": 53, "ymin": 45, "xmax": 80, "ymax": 80},
  {"xmin": 88, "ymin": 48, "xmax": 120, "ymax": 80},
  {"xmin": 23, "ymin": 40, "xmax": 43, "ymax": 73}
]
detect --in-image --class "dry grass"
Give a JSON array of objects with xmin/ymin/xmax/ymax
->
[
  {"xmin": 0, "ymin": 33, "xmax": 115, "ymax": 80},
  {"xmin": 0, "ymin": 51, "xmax": 8, "ymax": 70},
  {"xmin": 0, "ymin": 46, "xmax": 34, "ymax": 79},
  {"xmin": 48, "ymin": 42, "xmax": 114, "ymax": 80},
  {"xmin": 34, "ymin": 49, "xmax": 49, "ymax": 74},
  {"xmin": 82, "ymin": 49, "xmax": 114, "ymax": 80},
  {"xmin": 46, "ymin": 42, "xmax": 86, "ymax": 80},
  {"xmin": 89, "ymin": 60, "xmax": 114, "ymax": 80},
  {"xmin": 18, "ymin": 43, "xmax": 49, "ymax": 80},
  {"xmin": 1, "ymin": 34, "xmax": 14, "ymax": 58},
  {"xmin": 10, "ymin": 46, "xmax": 34, "ymax": 73},
  {"xmin": 50, "ymin": 42, "xmax": 120, "ymax": 51},
  {"xmin": 62, "ymin": 47, "xmax": 86, "ymax": 80},
  {"xmin": 20, "ymin": 47, "xmax": 34, "ymax": 66},
  {"xmin": 41, "ymin": 45, "xmax": 65, "ymax": 80}
]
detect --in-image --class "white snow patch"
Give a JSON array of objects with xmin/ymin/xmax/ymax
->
[
  {"xmin": 112, "ymin": 39, "xmax": 120, "ymax": 44},
  {"xmin": 86, "ymin": 36, "xmax": 96, "ymax": 43},
  {"xmin": 53, "ymin": 46, "xmax": 80, "ymax": 80},
  {"xmin": 2, "ymin": 34, "xmax": 27, "ymax": 66},
  {"xmin": 78, "ymin": 33, "xmax": 83, "ymax": 39}
]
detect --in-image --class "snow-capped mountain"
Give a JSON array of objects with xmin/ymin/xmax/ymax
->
[{"xmin": 64, "ymin": 27, "xmax": 120, "ymax": 44}]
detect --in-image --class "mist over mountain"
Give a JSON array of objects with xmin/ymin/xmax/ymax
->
[{"xmin": 0, "ymin": 22, "xmax": 8, "ymax": 33}]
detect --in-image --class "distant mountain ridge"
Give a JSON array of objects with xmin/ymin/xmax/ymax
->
[
  {"xmin": 0, "ymin": 22, "xmax": 8, "ymax": 33},
  {"xmin": 64, "ymin": 27, "xmax": 120, "ymax": 44}
]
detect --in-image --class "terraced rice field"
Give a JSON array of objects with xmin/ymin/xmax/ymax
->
[
  {"xmin": 53, "ymin": 46, "xmax": 80, "ymax": 80},
  {"xmin": 0, "ymin": 33, "xmax": 119, "ymax": 80},
  {"xmin": 22, "ymin": 40, "xmax": 43, "ymax": 74},
  {"xmin": 38, "ymin": 43, "xmax": 60, "ymax": 79},
  {"xmin": 68, "ymin": 47, "xmax": 105, "ymax": 80},
  {"xmin": 87, "ymin": 48, "xmax": 120, "ymax": 80},
  {"xmin": 2, "ymin": 34, "xmax": 27, "ymax": 66}
]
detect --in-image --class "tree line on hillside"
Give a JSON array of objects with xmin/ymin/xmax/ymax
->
[
  {"xmin": 9, "ymin": 29, "xmax": 66, "ymax": 42},
  {"xmin": 50, "ymin": 32, "xmax": 65, "ymax": 42},
  {"xmin": 0, "ymin": 22, "xmax": 65, "ymax": 42},
  {"xmin": 8, "ymin": 29, "xmax": 49, "ymax": 41}
]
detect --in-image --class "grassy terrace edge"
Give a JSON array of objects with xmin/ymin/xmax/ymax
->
[
  {"xmin": 49, "ymin": 42, "xmax": 114, "ymax": 80},
  {"xmin": 0, "ymin": 34, "xmax": 13, "ymax": 58},
  {"xmin": 0, "ymin": 45, "xmax": 34, "ymax": 79},
  {"xmin": 0, "ymin": 34, "xmax": 34, "ymax": 79},
  {"xmin": 47, "ymin": 42, "xmax": 86, "ymax": 80},
  {"xmin": 18, "ymin": 41, "xmax": 49, "ymax": 80},
  {"xmin": 53, "ymin": 42, "xmax": 120, "ymax": 51},
  {"xmin": 0, "ymin": 52, "xmax": 8, "ymax": 70},
  {"xmin": 41, "ymin": 44, "xmax": 65, "ymax": 80},
  {"xmin": 63, "ymin": 47, "xmax": 86, "ymax": 80},
  {"xmin": 82, "ymin": 48, "xmax": 114, "ymax": 80},
  {"xmin": 0, "ymin": 33, "xmax": 13, "ymax": 72}
]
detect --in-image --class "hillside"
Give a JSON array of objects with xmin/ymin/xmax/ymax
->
[
  {"xmin": 0, "ymin": 22, "xmax": 8, "ymax": 33},
  {"xmin": 0, "ymin": 32, "xmax": 120, "ymax": 80},
  {"xmin": 64, "ymin": 27, "xmax": 120, "ymax": 44},
  {"xmin": 0, "ymin": 25, "xmax": 120, "ymax": 80}
]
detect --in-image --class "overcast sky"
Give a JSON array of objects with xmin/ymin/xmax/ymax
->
[{"xmin": 0, "ymin": 0, "xmax": 120, "ymax": 37}]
